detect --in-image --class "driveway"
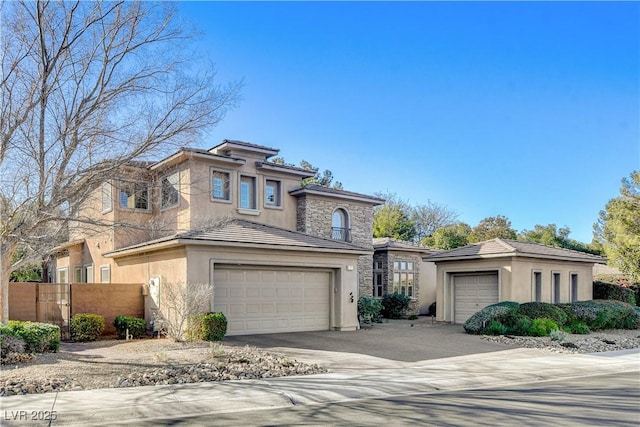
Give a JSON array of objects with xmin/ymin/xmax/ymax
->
[{"xmin": 224, "ymin": 317, "xmax": 513, "ymax": 371}]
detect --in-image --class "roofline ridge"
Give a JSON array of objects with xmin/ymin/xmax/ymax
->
[{"xmin": 493, "ymin": 238, "xmax": 517, "ymax": 252}]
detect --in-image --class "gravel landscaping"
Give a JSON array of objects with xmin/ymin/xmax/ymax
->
[{"xmin": 1, "ymin": 329, "xmax": 638, "ymax": 397}]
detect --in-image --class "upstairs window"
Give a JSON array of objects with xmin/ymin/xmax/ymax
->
[
  {"xmin": 240, "ymin": 175, "xmax": 256, "ymax": 209},
  {"xmin": 265, "ymin": 179, "xmax": 282, "ymax": 207},
  {"xmin": 101, "ymin": 182, "xmax": 112, "ymax": 213},
  {"xmin": 331, "ymin": 208, "xmax": 350, "ymax": 241},
  {"xmin": 211, "ymin": 169, "xmax": 231, "ymax": 201},
  {"xmin": 161, "ymin": 172, "xmax": 180, "ymax": 209},
  {"xmin": 119, "ymin": 181, "xmax": 149, "ymax": 210}
]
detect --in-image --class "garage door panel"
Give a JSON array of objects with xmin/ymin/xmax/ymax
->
[
  {"xmin": 214, "ymin": 267, "xmax": 330, "ymax": 336},
  {"xmin": 454, "ymin": 273, "xmax": 498, "ymax": 324}
]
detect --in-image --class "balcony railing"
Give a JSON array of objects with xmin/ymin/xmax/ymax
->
[{"xmin": 331, "ymin": 227, "xmax": 351, "ymax": 242}]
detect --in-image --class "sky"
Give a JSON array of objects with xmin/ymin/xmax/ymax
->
[{"xmin": 178, "ymin": 1, "xmax": 639, "ymax": 244}]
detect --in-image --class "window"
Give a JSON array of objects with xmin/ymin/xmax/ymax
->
[
  {"xmin": 161, "ymin": 172, "xmax": 179, "ymax": 209},
  {"xmin": 56, "ymin": 267, "xmax": 68, "ymax": 284},
  {"xmin": 533, "ymin": 271, "xmax": 542, "ymax": 302},
  {"xmin": 239, "ymin": 175, "xmax": 256, "ymax": 209},
  {"xmin": 74, "ymin": 267, "xmax": 84, "ymax": 283},
  {"xmin": 100, "ymin": 265, "xmax": 111, "ymax": 284},
  {"xmin": 552, "ymin": 272, "xmax": 561, "ymax": 303},
  {"xmin": 119, "ymin": 181, "xmax": 149, "ymax": 210},
  {"xmin": 101, "ymin": 182, "xmax": 112, "ymax": 213},
  {"xmin": 265, "ymin": 179, "xmax": 281, "ymax": 207},
  {"xmin": 331, "ymin": 208, "xmax": 350, "ymax": 241},
  {"xmin": 570, "ymin": 273, "xmax": 579, "ymax": 302},
  {"xmin": 85, "ymin": 265, "xmax": 94, "ymax": 283},
  {"xmin": 392, "ymin": 260, "xmax": 415, "ymax": 297},
  {"xmin": 373, "ymin": 260, "xmax": 384, "ymax": 297},
  {"xmin": 211, "ymin": 169, "xmax": 231, "ymax": 201}
]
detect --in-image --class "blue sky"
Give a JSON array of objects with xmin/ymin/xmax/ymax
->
[{"xmin": 179, "ymin": 1, "xmax": 639, "ymax": 244}]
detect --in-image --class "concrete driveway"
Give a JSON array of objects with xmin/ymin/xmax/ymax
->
[{"xmin": 224, "ymin": 317, "xmax": 512, "ymax": 371}]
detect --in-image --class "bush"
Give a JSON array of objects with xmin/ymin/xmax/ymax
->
[
  {"xmin": 517, "ymin": 302, "xmax": 568, "ymax": 327},
  {"xmin": 358, "ymin": 297, "xmax": 383, "ymax": 324},
  {"xmin": 381, "ymin": 293, "xmax": 411, "ymax": 319},
  {"xmin": 114, "ymin": 316, "xmax": 147, "ymax": 339},
  {"xmin": 1, "ymin": 331, "xmax": 25, "ymax": 355},
  {"xmin": 7, "ymin": 321, "xmax": 60, "ymax": 353},
  {"xmin": 529, "ymin": 318, "xmax": 559, "ymax": 337},
  {"xmin": 427, "ymin": 302, "xmax": 436, "ymax": 316},
  {"xmin": 549, "ymin": 329, "xmax": 567, "ymax": 341},
  {"xmin": 70, "ymin": 313, "xmax": 105, "ymax": 342},
  {"xmin": 187, "ymin": 312, "xmax": 227, "ymax": 342},
  {"xmin": 500, "ymin": 313, "xmax": 533, "ymax": 336},
  {"xmin": 593, "ymin": 281, "xmax": 637, "ymax": 306},
  {"xmin": 563, "ymin": 321, "xmax": 591, "ymax": 334},
  {"xmin": 562, "ymin": 300, "xmax": 640, "ymax": 331},
  {"xmin": 484, "ymin": 320, "xmax": 508, "ymax": 335},
  {"xmin": 463, "ymin": 301, "xmax": 520, "ymax": 334}
]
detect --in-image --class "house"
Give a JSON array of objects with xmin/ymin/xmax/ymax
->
[
  {"xmin": 55, "ymin": 140, "xmax": 384, "ymax": 335},
  {"xmin": 423, "ymin": 238, "xmax": 606, "ymax": 324},
  {"xmin": 372, "ymin": 237, "xmax": 438, "ymax": 315}
]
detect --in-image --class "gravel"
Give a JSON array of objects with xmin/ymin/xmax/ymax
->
[{"xmin": 2, "ymin": 329, "xmax": 638, "ymax": 397}]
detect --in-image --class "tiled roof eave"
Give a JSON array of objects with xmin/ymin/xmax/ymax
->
[{"xmin": 425, "ymin": 252, "xmax": 604, "ymax": 263}]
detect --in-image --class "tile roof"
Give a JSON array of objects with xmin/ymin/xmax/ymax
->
[
  {"xmin": 210, "ymin": 139, "xmax": 279, "ymax": 154},
  {"xmin": 105, "ymin": 219, "xmax": 371, "ymax": 257},
  {"xmin": 372, "ymin": 237, "xmax": 439, "ymax": 254},
  {"xmin": 424, "ymin": 238, "xmax": 606, "ymax": 263},
  {"xmin": 289, "ymin": 184, "xmax": 385, "ymax": 205}
]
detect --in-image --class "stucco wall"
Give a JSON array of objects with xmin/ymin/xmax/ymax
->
[
  {"xmin": 434, "ymin": 257, "xmax": 596, "ymax": 322},
  {"xmin": 9, "ymin": 282, "xmax": 38, "ymax": 321}
]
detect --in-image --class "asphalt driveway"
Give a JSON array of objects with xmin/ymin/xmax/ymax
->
[{"xmin": 224, "ymin": 317, "xmax": 513, "ymax": 369}]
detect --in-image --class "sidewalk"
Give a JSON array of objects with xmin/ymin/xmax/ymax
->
[{"xmin": 2, "ymin": 348, "xmax": 638, "ymax": 426}]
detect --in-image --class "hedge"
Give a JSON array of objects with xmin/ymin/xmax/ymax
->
[
  {"xmin": 187, "ymin": 312, "xmax": 228, "ymax": 342},
  {"xmin": 114, "ymin": 316, "xmax": 147, "ymax": 339},
  {"xmin": 70, "ymin": 313, "xmax": 105, "ymax": 342},
  {"xmin": 6, "ymin": 321, "xmax": 60, "ymax": 353}
]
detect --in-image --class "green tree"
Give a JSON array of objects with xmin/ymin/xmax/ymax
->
[
  {"xmin": 594, "ymin": 171, "xmax": 640, "ymax": 281},
  {"xmin": 519, "ymin": 224, "xmax": 571, "ymax": 247},
  {"xmin": 373, "ymin": 193, "xmax": 416, "ymax": 241},
  {"xmin": 299, "ymin": 160, "xmax": 343, "ymax": 189},
  {"xmin": 422, "ymin": 222, "xmax": 471, "ymax": 249},
  {"xmin": 469, "ymin": 215, "xmax": 517, "ymax": 243}
]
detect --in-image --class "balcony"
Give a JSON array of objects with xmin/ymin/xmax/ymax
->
[{"xmin": 331, "ymin": 227, "xmax": 351, "ymax": 242}]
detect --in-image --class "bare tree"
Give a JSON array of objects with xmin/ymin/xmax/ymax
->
[
  {"xmin": 158, "ymin": 281, "xmax": 213, "ymax": 341},
  {"xmin": 411, "ymin": 200, "xmax": 459, "ymax": 242},
  {"xmin": 0, "ymin": 1, "xmax": 241, "ymax": 323}
]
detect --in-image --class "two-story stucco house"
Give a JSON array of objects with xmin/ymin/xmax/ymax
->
[{"xmin": 55, "ymin": 140, "xmax": 384, "ymax": 335}]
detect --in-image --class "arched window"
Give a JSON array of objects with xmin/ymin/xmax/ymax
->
[{"xmin": 331, "ymin": 208, "xmax": 350, "ymax": 241}]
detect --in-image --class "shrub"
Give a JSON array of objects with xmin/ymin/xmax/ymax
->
[
  {"xmin": 358, "ymin": 297, "xmax": 383, "ymax": 324},
  {"xmin": 517, "ymin": 302, "xmax": 568, "ymax": 327},
  {"xmin": 549, "ymin": 329, "xmax": 567, "ymax": 341},
  {"xmin": 114, "ymin": 316, "xmax": 147, "ymax": 339},
  {"xmin": 7, "ymin": 321, "xmax": 60, "ymax": 353},
  {"xmin": 529, "ymin": 318, "xmax": 559, "ymax": 337},
  {"xmin": 408, "ymin": 314, "xmax": 419, "ymax": 320},
  {"xmin": 187, "ymin": 312, "xmax": 227, "ymax": 342},
  {"xmin": 70, "ymin": 313, "xmax": 105, "ymax": 342},
  {"xmin": 427, "ymin": 302, "xmax": 436, "ymax": 316},
  {"xmin": 562, "ymin": 300, "xmax": 640, "ymax": 331},
  {"xmin": 563, "ymin": 321, "xmax": 590, "ymax": 335},
  {"xmin": 463, "ymin": 301, "xmax": 520, "ymax": 334},
  {"xmin": 381, "ymin": 293, "xmax": 412, "ymax": 319},
  {"xmin": 484, "ymin": 320, "xmax": 508, "ymax": 336},
  {"xmin": 1, "ymin": 332, "xmax": 25, "ymax": 355},
  {"xmin": 500, "ymin": 313, "xmax": 533, "ymax": 336},
  {"xmin": 593, "ymin": 281, "xmax": 637, "ymax": 306}
]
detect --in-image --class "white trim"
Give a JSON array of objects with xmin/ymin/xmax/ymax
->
[
  {"xmin": 160, "ymin": 171, "xmax": 180, "ymax": 211},
  {"xmin": 100, "ymin": 265, "xmax": 111, "ymax": 283},
  {"xmin": 210, "ymin": 167, "xmax": 233, "ymax": 203}
]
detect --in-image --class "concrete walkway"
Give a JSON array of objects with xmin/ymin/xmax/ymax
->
[{"xmin": 2, "ymin": 348, "xmax": 638, "ymax": 426}]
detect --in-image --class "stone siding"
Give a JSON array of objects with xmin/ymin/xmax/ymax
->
[
  {"xmin": 374, "ymin": 250, "xmax": 423, "ymax": 316},
  {"xmin": 296, "ymin": 195, "xmax": 375, "ymax": 296}
]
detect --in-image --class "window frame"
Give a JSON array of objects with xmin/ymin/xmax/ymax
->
[
  {"xmin": 264, "ymin": 178, "xmax": 282, "ymax": 208},
  {"xmin": 210, "ymin": 168, "xmax": 232, "ymax": 203},
  {"xmin": 85, "ymin": 264, "xmax": 94, "ymax": 284},
  {"xmin": 238, "ymin": 174, "xmax": 258, "ymax": 212},
  {"xmin": 118, "ymin": 181, "xmax": 150, "ymax": 211},
  {"xmin": 56, "ymin": 267, "xmax": 69, "ymax": 284},
  {"xmin": 101, "ymin": 182, "xmax": 112, "ymax": 213},
  {"xmin": 160, "ymin": 171, "xmax": 180, "ymax": 211},
  {"xmin": 532, "ymin": 270, "xmax": 542, "ymax": 302},
  {"xmin": 570, "ymin": 272, "xmax": 579, "ymax": 303},
  {"xmin": 392, "ymin": 259, "xmax": 415, "ymax": 298},
  {"xmin": 100, "ymin": 265, "xmax": 111, "ymax": 284},
  {"xmin": 552, "ymin": 271, "xmax": 561, "ymax": 303},
  {"xmin": 331, "ymin": 208, "xmax": 351, "ymax": 242},
  {"xmin": 373, "ymin": 260, "xmax": 384, "ymax": 298},
  {"xmin": 73, "ymin": 266, "xmax": 84, "ymax": 283}
]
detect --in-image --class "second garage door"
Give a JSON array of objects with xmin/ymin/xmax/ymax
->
[
  {"xmin": 454, "ymin": 273, "xmax": 499, "ymax": 324},
  {"xmin": 213, "ymin": 266, "xmax": 331, "ymax": 336}
]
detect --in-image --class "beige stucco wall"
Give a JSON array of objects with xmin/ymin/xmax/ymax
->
[
  {"xmin": 108, "ymin": 244, "xmax": 362, "ymax": 333},
  {"xmin": 434, "ymin": 257, "xmax": 595, "ymax": 323},
  {"xmin": 418, "ymin": 261, "xmax": 437, "ymax": 315}
]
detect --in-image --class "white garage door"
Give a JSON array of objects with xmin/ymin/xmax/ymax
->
[
  {"xmin": 454, "ymin": 273, "xmax": 499, "ymax": 324},
  {"xmin": 213, "ymin": 267, "xmax": 331, "ymax": 336}
]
